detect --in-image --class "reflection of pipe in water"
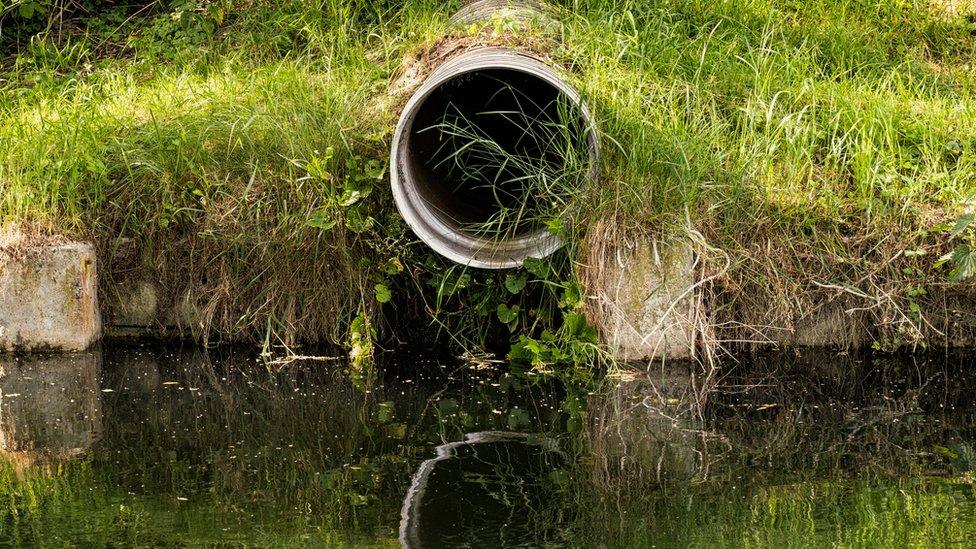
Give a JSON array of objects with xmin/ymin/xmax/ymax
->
[
  {"xmin": 399, "ymin": 431, "xmax": 565, "ymax": 548},
  {"xmin": 0, "ymin": 351, "xmax": 102, "ymax": 470},
  {"xmin": 391, "ymin": 1, "xmax": 599, "ymax": 268}
]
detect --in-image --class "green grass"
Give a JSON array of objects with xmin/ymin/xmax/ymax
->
[
  {"xmin": 562, "ymin": 0, "xmax": 976, "ymax": 350},
  {"xmin": 0, "ymin": 0, "xmax": 974, "ymax": 353},
  {"xmin": 0, "ymin": 0, "xmax": 454, "ymax": 347},
  {"xmin": 419, "ymin": 86, "xmax": 591, "ymax": 239}
]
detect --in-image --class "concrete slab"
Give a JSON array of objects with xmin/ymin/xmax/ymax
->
[
  {"xmin": 104, "ymin": 280, "xmax": 203, "ymax": 338},
  {"xmin": 585, "ymin": 236, "xmax": 697, "ymax": 361},
  {"xmin": 0, "ymin": 243, "xmax": 101, "ymax": 352}
]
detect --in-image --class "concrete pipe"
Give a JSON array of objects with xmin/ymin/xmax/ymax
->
[
  {"xmin": 450, "ymin": 0, "xmax": 550, "ymax": 25},
  {"xmin": 390, "ymin": 8, "xmax": 598, "ymax": 269}
]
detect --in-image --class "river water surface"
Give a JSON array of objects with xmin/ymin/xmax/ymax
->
[{"xmin": 1, "ymin": 345, "xmax": 976, "ymax": 547}]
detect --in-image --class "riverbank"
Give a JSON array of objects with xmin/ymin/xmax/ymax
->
[{"xmin": 2, "ymin": 0, "xmax": 975, "ymax": 362}]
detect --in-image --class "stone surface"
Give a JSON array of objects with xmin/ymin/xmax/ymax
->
[
  {"xmin": 111, "ymin": 279, "xmax": 159, "ymax": 327},
  {"xmin": 766, "ymin": 294, "xmax": 976, "ymax": 350},
  {"xmin": 585, "ymin": 237, "xmax": 697, "ymax": 361},
  {"xmin": 167, "ymin": 288, "xmax": 204, "ymax": 332},
  {"xmin": 0, "ymin": 243, "xmax": 101, "ymax": 352},
  {"xmin": 104, "ymin": 279, "xmax": 203, "ymax": 338}
]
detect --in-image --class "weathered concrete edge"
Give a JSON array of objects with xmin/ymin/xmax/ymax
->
[
  {"xmin": 5, "ymin": 240, "xmax": 976, "ymax": 357},
  {"xmin": 102, "ymin": 280, "xmax": 202, "ymax": 340},
  {"xmin": 583, "ymin": 235, "xmax": 697, "ymax": 362},
  {"xmin": 581, "ymin": 231, "xmax": 976, "ymax": 362},
  {"xmin": 0, "ymin": 242, "xmax": 102, "ymax": 352}
]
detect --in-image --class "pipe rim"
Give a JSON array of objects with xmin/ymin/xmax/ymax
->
[
  {"xmin": 450, "ymin": 0, "xmax": 550, "ymax": 26},
  {"xmin": 391, "ymin": 47, "xmax": 598, "ymax": 269}
]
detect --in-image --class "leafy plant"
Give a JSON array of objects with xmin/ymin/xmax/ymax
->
[
  {"xmin": 936, "ymin": 213, "xmax": 976, "ymax": 282},
  {"xmin": 303, "ymin": 148, "xmax": 386, "ymax": 234},
  {"xmin": 6, "ymin": 0, "xmax": 47, "ymax": 19},
  {"xmin": 126, "ymin": 0, "xmax": 231, "ymax": 59},
  {"xmin": 3, "ymin": 0, "xmax": 976, "ymax": 361}
]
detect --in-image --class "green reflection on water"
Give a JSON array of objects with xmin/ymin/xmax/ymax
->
[{"xmin": 0, "ymin": 347, "xmax": 975, "ymax": 547}]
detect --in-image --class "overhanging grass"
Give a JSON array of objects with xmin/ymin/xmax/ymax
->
[
  {"xmin": 561, "ymin": 0, "xmax": 976, "ymax": 349},
  {"xmin": 0, "ymin": 0, "xmax": 974, "ymax": 351},
  {"xmin": 0, "ymin": 1, "xmax": 453, "ymax": 347}
]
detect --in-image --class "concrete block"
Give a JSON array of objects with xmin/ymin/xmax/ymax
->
[
  {"xmin": 0, "ymin": 243, "xmax": 101, "ymax": 352},
  {"xmin": 166, "ymin": 288, "xmax": 204, "ymax": 332},
  {"xmin": 585, "ymin": 236, "xmax": 697, "ymax": 361},
  {"xmin": 104, "ymin": 277, "xmax": 204, "ymax": 338},
  {"xmin": 111, "ymin": 279, "xmax": 159, "ymax": 327}
]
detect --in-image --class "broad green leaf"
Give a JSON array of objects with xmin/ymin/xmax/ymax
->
[
  {"xmin": 563, "ymin": 312, "xmax": 598, "ymax": 344},
  {"xmin": 338, "ymin": 189, "xmax": 363, "ymax": 207},
  {"xmin": 366, "ymin": 160, "xmax": 386, "ymax": 180},
  {"xmin": 504, "ymin": 272, "xmax": 527, "ymax": 294},
  {"xmin": 523, "ymin": 257, "xmax": 548, "ymax": 278},
  {"xmin": 304, "ymin": 148, "xmax": 334, "ymax": 181},
  {"xmin": 19, "ymin": 1, "xmax": 43, "ymax": 19},
  {"xmin": 559, "ymin": 282, "xmax": 583, "ymax": 309},
  {"xmin": 934, "ymin": 251, "xmax": 955, "ymax": 269},
  {"xmin": 374, "ymin": 283, "xmax": 392, "ymax": 303},
  {"xmin": 345, "ymin": 208, "xmax": 374, "ymax": 233},
  {"xmin": 950, "ymin": 213, "xmax": 975, "ymax": 238},
  {"xmin": 306, "ymin": 209, "xmax": 338, "ymax": 230},
  {"xmin": 950, "ymin": 244, "xmax": 976, "ymax": 282},
  {"xmin": 382, "ymin": 257, "xmax": 404, "ymax": 275},
  {"xmin": 496, "ymin": 303, "xmax": 519, "ymax": 324},
  {"xmin": 546, "ymin": 218, "xmax": 565, "ymax": 238}
]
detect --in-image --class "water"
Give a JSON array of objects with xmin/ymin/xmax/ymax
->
[{"xmin": 1, "ymin": 346, "xmax": 976, "ymax": 547}]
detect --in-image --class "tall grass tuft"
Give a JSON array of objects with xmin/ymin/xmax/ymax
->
[{"xmin": 420, "ymin": 83, "xmax": 591, "ymax": 240}]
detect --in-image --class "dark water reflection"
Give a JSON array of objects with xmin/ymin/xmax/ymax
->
[{"xmin": 0, "ymin": 346, "xmax": 975, "ymax": 546}]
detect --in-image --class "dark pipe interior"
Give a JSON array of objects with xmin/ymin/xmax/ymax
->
[{"xmin": 408, "ymin": 68, "xmax": 587, "ymax": 238}]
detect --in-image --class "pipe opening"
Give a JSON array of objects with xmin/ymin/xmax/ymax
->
[
  {"xmin": 408, "ymin": 68, "xmax": 589, "ymax": 240},
  {"xmin": 392, "ymin": 51, "xmax": 597, "ymax": 268},
  {"xmin": 410, "ymin": 69, "xmax": 589, "ymax": 239}
]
